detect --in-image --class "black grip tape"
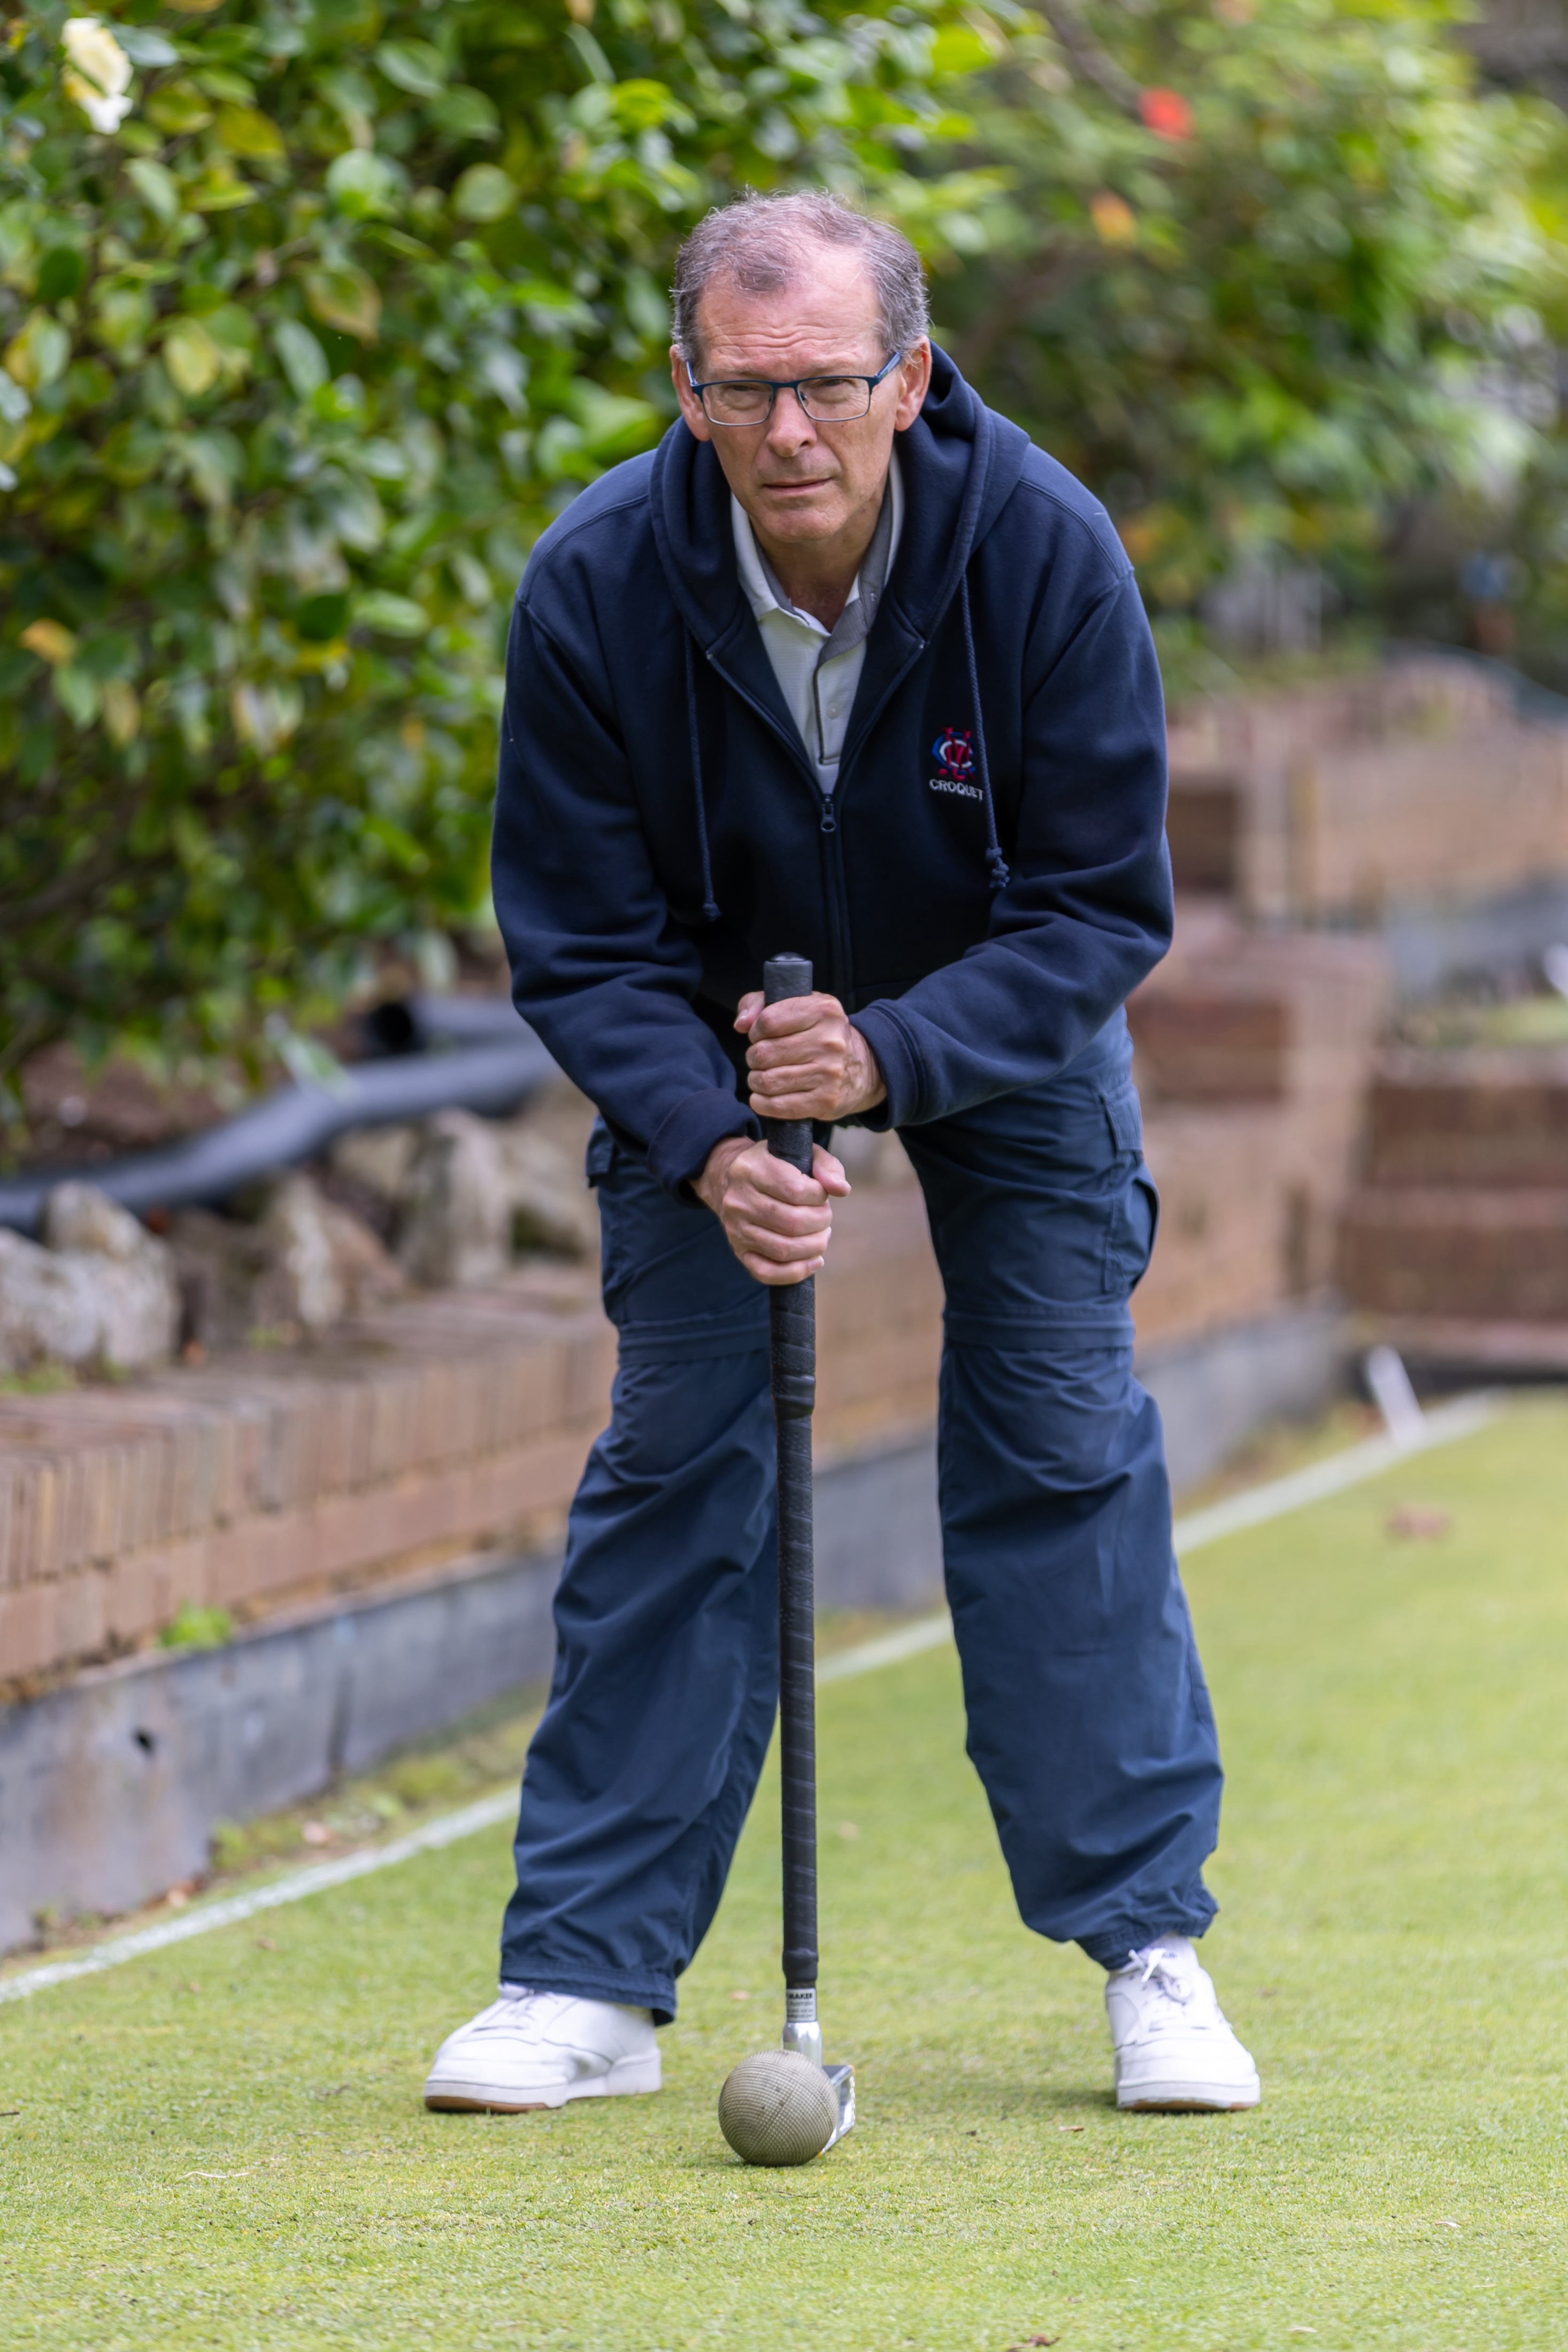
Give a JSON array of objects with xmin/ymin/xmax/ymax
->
[
  {"xmin": 762, "ymin": 954, "xmax": 813, "ymax": 1180},
  {"xmin": 760, "ymin": 952, "xmax": 819, "ymax": 1992}
]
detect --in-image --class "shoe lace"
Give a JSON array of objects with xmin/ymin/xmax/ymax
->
[
  {"xmin": 1129, "ymin": 1947, "xmax": 1194, "ymax": 2005},
  {"xmin": 475, "ymin": 1988, "xmax": 556, "ymax": 2038}
]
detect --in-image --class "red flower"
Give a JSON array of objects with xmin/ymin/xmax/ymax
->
[{"xmin": 1139, "ymin": 87, "xmax": 1194, "ymax": 140}]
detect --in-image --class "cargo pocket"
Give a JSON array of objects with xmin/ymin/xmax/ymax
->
[
  {"xmin": 1101, "ymin": 1081, "xmax": 1143, "ymax": 1159},
  {"xmin": 1101, "ymin": 1083, "xmax": 1159, "ymax": 1294},
  {"xmin": 1106, "ymin": 1167, "xmax": 1160, "ymax": 1293},
  {"xmin": 586, "ymin": 1119, "xmax": 617, "ymax": 1188}
]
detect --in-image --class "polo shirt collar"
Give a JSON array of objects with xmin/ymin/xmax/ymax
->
[{"xmin": 731, "ymin": 449, "xmax": 904, "ymax": 645}]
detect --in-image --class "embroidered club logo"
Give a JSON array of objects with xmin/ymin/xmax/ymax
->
[{"xmin": 929, "ymin": 728, "xmax": 982, "ymax": 801}]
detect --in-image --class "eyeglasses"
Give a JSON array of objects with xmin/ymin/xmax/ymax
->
[{"xmin": 688, "ymin": 350, "xmax": 904, "ymax": 428}]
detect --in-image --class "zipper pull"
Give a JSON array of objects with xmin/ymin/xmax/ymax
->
[{"xmin": 819, "ymin": 795, "xmax": 837, "ymax": 835}]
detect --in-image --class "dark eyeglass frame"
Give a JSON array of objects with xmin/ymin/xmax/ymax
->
[{"xmin": 687, "ymin": 349, "xmax": 905, "ymax": 427}]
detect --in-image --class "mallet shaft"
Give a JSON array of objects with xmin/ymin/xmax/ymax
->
[{"xmin": 762, "ymin": 953, "xmax": 818, "ymax": 1995}]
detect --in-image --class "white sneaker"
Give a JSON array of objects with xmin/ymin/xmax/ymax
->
[
  {"xmin": 424, "ymin": 1987, "xmax": 662, "ymax": 2112},
  {"xmin": 1105, "ymin": 1934, "xmax": 1261, "ymax": 2112}
]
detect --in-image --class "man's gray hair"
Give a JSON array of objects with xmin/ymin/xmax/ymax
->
[{"xmin": 672, "ymin": 190, "xmax": 929, "ymax": 370}]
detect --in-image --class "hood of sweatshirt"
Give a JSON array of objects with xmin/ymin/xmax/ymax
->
[{"xmin": 647, "ymin": 345, "xmax": 1032, "ymax": 783}]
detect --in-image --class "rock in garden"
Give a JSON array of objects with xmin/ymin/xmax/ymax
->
[
  {"xmin": 171, "ymin": 1174, "xmax": 401, "ymax": 1349},
  {"xmin": 262, "ymin": 1175, "xmax": 402, "ymax": 1328},
  {"xmin": 43, "ymin": 1183, "xmax": 180, "ymax": 1370},
  {"xmin": 42, "ymin": 1182, "xmax": 154, "ymax": 1262},
  {"xmin": 167, "ymin": 1208, "xmax": 273, "ymax": 1352},
  {"xmin": 493, "ymin": 1121, "xmax": 598, "ymax": 1258},
  {"xmin": 328, "ymin": 1124, "xmax": 421, "ymax": 1224},
  {"xmin": 0, "ymin": 1229, "xmax": 101, "ymax": 1373},
  {"xmin": 0, "ymin": 1185, "xmax": 180, "ymax": 1374},
  {"xmin": 258, "ymin": 1174, "xmax": 350, "ymax": 1331},
  {"xmin": 313, "ymin": 1188, "xmax": 404, "ymax": 1319},
  {"xmin": 396, "ymin": 1110, "xmax": 512, "ymax": 1288},
  {"xmin": 332, "ymin": 1101, "xmax": 598, "ymax": 1265}
]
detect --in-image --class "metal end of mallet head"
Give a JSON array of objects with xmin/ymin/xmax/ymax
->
[
  {"xmin": 779, "ymin": 1987, "xmax": 854, "ymax": 2151},
  {"xmin": 781, "ymin": 1984, "xmax": 822, "ymax": 2066}
]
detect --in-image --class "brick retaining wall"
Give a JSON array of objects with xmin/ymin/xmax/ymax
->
[
  {"xmin": 1131, "ymin": 911, "xmax": 1389, "ymax": 1328},
  {"xmin": 1363, "ymin": 1047, "xmax": 1568, "ymax": 1188},
  {"xmin": 0, "ymin": 1185, "xmax": 943, "ymax": 1690},
  {"xmin": 1, "ymin": 906, "xmax": 1391, "ymax": 1693},
  {"xmin": 1166, "ymin": 658, "xmax": 1568, "ymax": 931},
  {"xmin": 1340, "ymin": 1044, "xmax": 1568, "ymax": 1359}
]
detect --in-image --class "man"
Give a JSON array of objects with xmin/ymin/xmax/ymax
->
[{"xmin": 424, "ymin": 190, "xmax": 1260, "ymax": 2118}]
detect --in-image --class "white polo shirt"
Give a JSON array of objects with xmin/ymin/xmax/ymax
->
[{"xmin": 730, "ymin": 451, "xmax": 904, "ymax": 798}]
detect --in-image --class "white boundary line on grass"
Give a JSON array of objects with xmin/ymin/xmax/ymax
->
[
  {"xmin": 0, "ymin": 1388, "xmax": 1502, "ymax": 2009},
  {"xmin": 1169, "ymin": 1388, "xmax": 1501, "ymax": 1555},
  {"xmin": 0, "ymin": 1793, "xmax": 521, "ymax": 2007},
  {"xmin": 816, "ymin": 1616, "xmax": 954, "ymax": 1683}
]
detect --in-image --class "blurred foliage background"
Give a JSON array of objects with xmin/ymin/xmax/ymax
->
[
  {"xmin": 1, "ymin": 0, "xmax": 1566, "ymax": 1078},
  {"xmin": 948, "ymin": 0, "xmax": 1566, "ymax": 687}
]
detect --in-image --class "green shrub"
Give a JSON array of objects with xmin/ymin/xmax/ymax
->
[
  {"xmin": 0, "ymin": 0, "xmax": 986, "ymax": 1082},
  {"xmin": 8, "ymin": 0, "xmax": 1558, "ymax": 1089},
  {"xmin": 946, "ymin": 0, "xmax": 1566, "ymax": 622}
]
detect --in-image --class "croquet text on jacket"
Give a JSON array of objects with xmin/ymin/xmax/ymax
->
[{"xmin": 490, "ymin": 347, "xmax": 1173, "ymax": 1195}]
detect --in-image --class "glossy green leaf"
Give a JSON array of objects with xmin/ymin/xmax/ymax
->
[
  {"xmin": 297, "ymin": 590, "xmax": 351, "ymax": 642},
  {"xmin": 163, "ymin": 319, "xmax": 222, "ymax": 398},
  {"xmin": 124, "ymin": 156, "xmax": 181, "ymax": 225},
  {"xmin": 427, "ymin": 87, "xmax": 499, "ymax": 143},
  {"xmin": 326, "ymin": 148, "xmax": 405, "ymax": 220},
  {"xmin": 354, "ymin": 590, "xmax": 429, "ymax": 636},
  {"xmin": 375, "ymin": 40, "xmax": 447, "ymax": 100},
  {"xmin": 35, "ymin": 245, "xmax": 86, "ymax": 303},
  {"xmin": 305, "ymin": 265, "xmax": 382, "ymax": 342},
  {"xmin": 272, "ymin": 317, "xmax": 329, "ymax": 399},
  {"xmin": 214, "ymin": 105, "xmax": 288, "ymax": 162},
  {"xmin": 114, "ymin": 27, "xmax": 180, "ymax": 68},
  {"xmin": 451, "ymin": 164, "xmax": 517, "ymax": 222}
]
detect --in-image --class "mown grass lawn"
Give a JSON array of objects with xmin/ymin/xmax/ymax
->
[{"xmin": 2, "ymin": 1400, "xmax": 1566, "ymax": 2351}]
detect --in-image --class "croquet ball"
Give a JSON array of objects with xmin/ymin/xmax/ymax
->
[{"xmin": 718, "ymin": 2050, "xmax": 839, "ymax": 2166}]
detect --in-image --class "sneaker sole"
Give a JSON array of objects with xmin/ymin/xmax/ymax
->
[
  {"xmin": 1117, "ymin": 2081, "xmax": 1260, "ymax": 2113},
  {"xmin": 424, "ymin": 2054, "xmax": 662, "ymax": 2113}
]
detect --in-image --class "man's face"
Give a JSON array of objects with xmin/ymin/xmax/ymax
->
[{"xmin": 671, "ymin": 245, "xmax": 931, "ymax": 554}]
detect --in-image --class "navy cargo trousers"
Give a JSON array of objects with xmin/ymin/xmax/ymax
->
[{"xmin": 500, "ymin": 1012, "xmax": 1223, "ymax": 2019}]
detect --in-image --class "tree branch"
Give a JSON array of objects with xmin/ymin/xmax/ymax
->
[
  {"xmin": 0, "ymin": 1005, "xmax": 56, "ymax": 1089},
  {"xmin": 951, "ymin": 247, "xmax": 1096, "ymax": 380},
  {"xmin": 1036, "ymin": 0, "xmax": 1143, "ymax": 119},
  {"xmin": 0, "ymin": 842, "xmax": 127, "ymax": 931}
]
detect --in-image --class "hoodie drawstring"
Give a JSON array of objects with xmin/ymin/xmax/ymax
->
[
  {"xmin": 684, "ymin": 627, "xmax": 720, "ymax": 923},
  {"xmin": 959, "ymin": 572, "xmax": 1011, "ymax": 895}
]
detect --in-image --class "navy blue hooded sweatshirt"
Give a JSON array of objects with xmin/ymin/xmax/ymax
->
[{"xmin": 490, "ymin": 348, "xmax": 1173, "ymax": 1195}]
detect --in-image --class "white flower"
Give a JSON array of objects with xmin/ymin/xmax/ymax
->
[{"xmin": 62, "ymin": 18, "xmax": 134, "ymax": 135}]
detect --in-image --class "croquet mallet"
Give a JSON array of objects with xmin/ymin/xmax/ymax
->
[{"xmin": 717, "ymin": 952, "xmax": 857, "ymax": 2166}]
